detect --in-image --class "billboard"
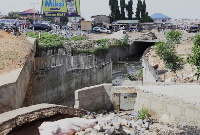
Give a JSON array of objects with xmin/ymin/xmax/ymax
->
[{"xmin": 43, "ymin": 0, "xmax": 80, "ymax": 17}]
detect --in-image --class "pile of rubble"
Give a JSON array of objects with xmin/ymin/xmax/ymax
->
[
  {"xmin": 135, "ymin": 32, "xmax": 157, "ymax": 40},
  {"xmin": 75, "ymin": 110, "xmax": 192, "ymax": 135}
]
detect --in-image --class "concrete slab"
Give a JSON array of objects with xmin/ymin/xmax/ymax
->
[{"xmin": 0, "ymin": 68, "xmax": 22, "ymax": 86}]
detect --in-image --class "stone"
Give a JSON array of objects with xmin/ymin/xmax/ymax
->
[
  {"xmin": 113, "ymin": 122, "xmax": 120, "ymax": 129},
  {"xmin": 137, "ymin": 125, "xmax": 141, "ymax": 131},
  {"xmin": 76, "ymin": 131, "xmax": 85, "ymax": 135},
  {"xmin": 123, "ymin": 128, "xmax": 131, "ymax": 134},
  {"xmin": 94, "ymin": 124, "xmax": 102, "ymax": 131},
  {"xmin": 145, "ymin": 122, "xmax": 149, "ymax": 130},
  {"xmin": 84, "ymin": 128, "xmax": 93, "ymax": 134},
  {"xmin": 105, "ymin": 127, "xmax": 114, "ymax": 135},
  {"xmin": 121, "ymin": 118, "xmax": 128, "ymax": 126},
  {"xmin": 136, "ymin": 119, "xmax": 143, "ymax": 126},
  {"xmin": 89, "ymin": 130, "xmax": 98, "ymax": 135}
]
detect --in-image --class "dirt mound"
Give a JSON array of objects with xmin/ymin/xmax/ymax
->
[{"xmin": 0, "ymin": 30, "xmax": 31, "ymax": 75}]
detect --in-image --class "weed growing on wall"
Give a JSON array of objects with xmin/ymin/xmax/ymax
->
[
  {"xmin": 138, "ymin": 107, "xmax": 151, "ymax": 120},
  {"xmin": 27, "ymin": 32, "xmax": 68, "ymax": 51},
  {"xmin": 28, "ymin": 32, "xmax": 130, "ymax": 55},
  {"xmin": 127, "ymin": 68, "xmax": 143, "ymax": 81},
  {"xmin": 71, "ymin": 35, "xmax": 130, "ymax": 55},
  {"xmin": 71, "ymin": 36, "xmax": 89, "ymax": 41},
  {"xmin": 189, "ymin": 34, "xmax": 200, "ymax": 80}
]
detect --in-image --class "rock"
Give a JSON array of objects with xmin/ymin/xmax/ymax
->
[
  {"xmin": 113, "ymin": 122, "xmax": 120, "ymax": 129},
  {"xmin": 136, "ymin": 119, "xmax": 143, "ymax": 126},
  {"xmin": 130, "ymin": 111, "xmax": 138, "ymax": 118},
  {"xmin": 89, "ymin": 130, "xmax": 98, "ymax": 135},
  {"xmin": 76, "ymin": 131, "xmax": 85, "ymax": 135},
  {"xmin": 137, "ymin": 125, "xmax": 141, "ymax": 131},
  {"xmin": 94, "ymin": 124, "xmax": 103, "ymax": 132},
  {"xmin": 84, "ymin": 128, "xmax": 93, "ymax": 134},
  {"xmin": 105, "ymin": 127, "xmax": 114, "ymax": 134},
  {"xmin": 121, "ymin": 119, "xmax": 128, "ymax": 126},
  {"xmin": 145, "ymin": 122, "xmax": 149, "ymax": 130},
  {"xmin": 123, "ymin": 128, "xmax": 131, "ymax": 134}
]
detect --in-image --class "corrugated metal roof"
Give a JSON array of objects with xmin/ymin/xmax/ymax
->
[
  {"xmin": 113, "ymin": 20, "xmax": 139, "ymax": 24},
  {"xmin": 151, "ymin": 13, "xmax": 171, "ymax": 19}
]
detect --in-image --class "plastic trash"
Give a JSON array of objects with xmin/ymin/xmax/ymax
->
[{"xmin": 38, "ymin": 117, "xmax": 98, "ymax": 135}]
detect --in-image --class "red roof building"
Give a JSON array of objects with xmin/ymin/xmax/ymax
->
[{"xmin": 18, "ymin": 9, "xmax": 40, "ymax": 22}]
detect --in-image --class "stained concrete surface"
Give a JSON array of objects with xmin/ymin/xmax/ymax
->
[{"xmin": 136, "ymin": 84, "xmax": 200, "ymax": 104}]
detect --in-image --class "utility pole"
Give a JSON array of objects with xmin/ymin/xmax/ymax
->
[{"xmin": 30, "ymin": 3, "xmax": 39, "ymax": 24}]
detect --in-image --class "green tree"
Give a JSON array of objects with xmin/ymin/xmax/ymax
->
[
  {"xmin": 154, "ymin": 31, "xmax": 184, "ymax": 76},
  {"xmin": 136, "ymin": 0, "xmax": 153, "ymax": 22},
  {"xmin": 8, "ymin": 11, "xmax": 20, "ymax": 19},
  {"xmin": 189, "ymin": 34, "xmax": 200, "ymax": 80},
  {"xmin": 120, "ymin": 0, "xmax": 126, "ymax": 20},
  {"xmin": 141, "ymin": 0, "xmax": 146, "ymax": 19},
  {"xmin": 109, "ymin": 0, "xmax": 121, "ymax": 21},
  {"xmin": 136, "ymin": 0, "xmax": 142, "ymax": 20},
  {"xmin": 126, "ymin": 0, "xmax": 133, "ymax": 20},
  {"xmin": 166, "ymin": 31, "xmax": 182, "ymax": 44}
]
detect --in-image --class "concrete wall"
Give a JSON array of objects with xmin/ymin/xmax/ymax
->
[
  {"xmin": 108, "ymin": 41, "xmax": 155, "ymax": 62},
  {"xmin": 0, "ymin": 38, "xmax": 36, "ymax": 114},
  {"xmin": 32, "ymin": 41, "xmax": 154, "ymax": 108},
  {"xmin": 32, "ymin": 52, "xmax": 112, "ymax": 107},
  {"xmin": 74, "ymin": 84, "xmax": 113, "ymax": 112},
  {"xmin": 0, "ymin": 104, "xmax": 86, "ymax": 135},
  {"xmin": 75, "ymin": 84, "xmax": 138, "ymax": 112},
  {"xmin": 134, "ymin": 86, "xmax": 200, "ymax": 127},
  {"xmin": 142, "ymin": 47, "xmax": 162, "ymax": 83}
]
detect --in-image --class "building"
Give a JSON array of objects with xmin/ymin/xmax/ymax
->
[
  {"xmin": 151, "ymin": 13, "xmax": 172, "ymax": 28},
  {"xmin": 112, "ymin": 20, "xmax": 139, "ymax": 30},
  {"xmin": 91, "ymin": 15, "xmax": 111, "ymax": 26},
  {"xmin": 18, "ymin": 9, "xmax": 40, "ymax": 23}
]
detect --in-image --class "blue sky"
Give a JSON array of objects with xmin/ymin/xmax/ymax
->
[{"xmin": 0, "ymin": 0, "xmax": 200, "ymax": 20}]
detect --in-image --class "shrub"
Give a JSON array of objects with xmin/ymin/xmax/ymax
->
[
  {"xmin": 71, "ymin": 36, "xmax": 88, "ymax": 41},
  {"xmin": 166, "ymin": 31, "xmax": 182, "ymax": 44},
  {"xmin": 27, "ymin": 32, "xmax": 68, "ymax": 51},
  {"xmin": 154, "ymin": 41, "xmax": 184, "ymax": 74},
  {"xmin": 154, "ymin": 31, "xmax": 184, "ymax": 75},
  {"xmin": 189, "ymin": 34, "xmax": 200, "ymax": 80},
  {"xmin": 138, "ymin": 107, "xmax": 151, "ymax": 120}
]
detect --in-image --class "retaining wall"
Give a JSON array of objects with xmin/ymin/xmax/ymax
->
[
  {"xmin": 134, "ymin": 85, "xmax": 200, "ymax": 127},
  {"xmin": 108, "ymin": 41, "xmax": 155, "ymax": 62},
  {"xmin": 142, "ymin": 47, "xmax": 161, "ymax": 82},
  {"xmin": 0, "ymin": 38, "xmax": 36, "ymax": 114},
  {"xmin": 74, "ymin": 84, "xmax": 112, "ymax": 112},
  {"xmin": 32, "ymin": 51, "xmax": 112, "ymax": 107}
]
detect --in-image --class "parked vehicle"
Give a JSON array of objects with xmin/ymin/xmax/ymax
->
[
  {"xmin": 99, "ymin": 28, "xmax": 112, "ymax": 34},
  {"xmin": 129, "ymin": 26, "xmax": 137, "ymax": 32},
  {"xmin": 187, "ymin": 26, "xmax": 199, "ymax": 33},
  {"xmin": 2, "ymin": 24, "xmax": 14, "ymax": 31},
  {"xmin": 93, "ymin": 27, "xmax": 101, "ymax": 32},
  {"xmin": 29, "ymin": 24, "xmax": 52, "ymax": 31}
]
